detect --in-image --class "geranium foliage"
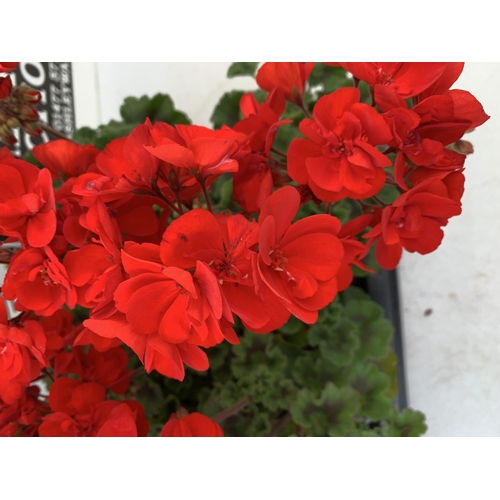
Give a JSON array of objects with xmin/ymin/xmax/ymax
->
[{"xmin": 0, "ymin": 61, "xmax": 488, "ymax": 436}]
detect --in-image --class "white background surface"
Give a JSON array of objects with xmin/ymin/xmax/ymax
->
[{"xmin": 6, "ymin": 62, "xmax": 497, "ymax": 436}]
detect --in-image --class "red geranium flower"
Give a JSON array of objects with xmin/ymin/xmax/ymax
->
[
  {"xmin": 256, "ymin": 62, "xmax": 314, "ymax": 105},
  {"xmin": 33, "ymin": 139, "xmax": 100, "ymax": 180},
  {"xmin": 363, "ymin": 174, "xmax": 463, "ymax": 269},
  {"xmin": 161, "ymin": 410, "xmax": 223, "ymax": 437},
  {"xmin": 0, "ymin": 63, "xmax": 18, "ymax": 73},
  {"xmin": 0, "ymin": 300, "xmax": 47, "ymax": 404},
  {"xmin": 255, "ymin": 186, "xmax": 344, "ymax": 324},
  {"xmin": 54, "ymin": 345, "xmax": 132, "ymax": 394},
  {"xmin": 0, "ymin": 386, "xmax": 49, "ymax": 437},
  {"xmin": 38, "ymin": 378, "xmax": 148, "ymax": 437},
  {"xmin": 0, "ymin": 153, "xmax": 56, "ymax": 247},
  {"xmin": 232, "ymin": 88, "xmax": 292, "ymax": 214},
  {"xmin": 288, "ymin": 87, "xmax": 392, "ymax": 202},
  {"xmin": 338, "ymin": 62, "xmax": 449, "ymax": 107},
  {"xmin": 161, "ymin": 209, "xmax": 291, "ymax": 334},
  {"xmin": 2, "ymin": 246, "xmax": 77, "ymax": 316}
]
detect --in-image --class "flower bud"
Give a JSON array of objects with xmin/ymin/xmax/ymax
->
[
  {"xmin": 455, "ymin": 140, "xmax": 474, "ymax": 155},
  {"xmin": 0, "ymin": 76, "xmax": 13, "ymax": 99},
  {"xmin": 15, "ymin": 85, "xmax": 41, "ymax": 104},
  {"xmin": 22, "ymin": 121, "xmax": 42, "ymax": 136},
  {"xmin": 17, "ymin": 104, "xmax": 38, "ymax": 120},
  {"xmin": 6, "ymin": 116, "xmax": 21, "ymax": 128},
  {"xmin": 0, "ymin": 126, "xmax": 16, "ymax": 145}
]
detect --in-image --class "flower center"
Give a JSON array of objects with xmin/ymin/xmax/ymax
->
[
  {"xmin": 38, "ymin": 268, "xmax": 54, "ymax": 286},
  {"xmin": 269, "ymin": 249, "xmax": 288, "ymax": 272}
]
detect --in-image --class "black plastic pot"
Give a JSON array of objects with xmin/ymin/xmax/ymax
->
[{"xmin": 354, "ymin": 270, "xmax": 407, "ymax": 411}]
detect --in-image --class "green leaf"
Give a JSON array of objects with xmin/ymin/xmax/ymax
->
[
  {"xmin": 344, "ymin": 300, "xmax": 393, "ymax": 360},
  {"xmin": 207, "ymin": 342, "xmax": 231, "ymax": 372},
  {"xmin": 292, "ymin": 354, "xmax": 348, "ymax": 390},
  {"xmin": 306, "ymin": 63, "xmax": 353, "ymax": 101},
  {"xmin": 132, "ymin": 374, "xmax": 166, "ymax": 417},
  {"xmin": 247, "ymin": 412, "xmax": 272, "ymax": 436},
  {"xmin": 120, "ymin": 94, "xmax": 190, "ymax": 125},
  {"xmin": 227, "ymin": 62, "xmax": 259, "ymax": 78},
  {"xmin": 377, "ymin": 184, "xmax": 400, "ymax": 204},
  {"xmin": 238, "ymin": 365, "xmax": 278, "ymax": 403},
  {"xmin": 349, "ymin": 363, "xmax": 392, "ymax": 420},
  {"xmin": 375, "ymin": 349, "xmax": 399, "ymax": 400},
  {"xmin": 309, "ymin": 316, "xmax": 360, "ymax": 367},
  {"xmin": 384, "ymin": 408, "xmax": 428, "ymax": 437},
  {"xmin": 291, "ymin": 383, "xmax": 360, "ymax": 437},
  {"xmin": 120, "ymin": 95, "xmax": 151, "ymax": 123},
  {"xmin": 219, "ymin": 380, "xmax": 244, "ymax": 407},
  {"xmin": 279, "ymin": 315, "xmax": 305, "ymax": 335},
  {"xmin": 210, "ymin": 90, "xmax": 244, "ymax": 129},
  {"xmin": 22, "ymin": 149, "xmax": 39, "ymax": 166},
  {"xmin": 231, "ymin": 331, "xmax": 286, "ymax": 378},
  {"xmin": 72, "ymin": 126, "xmax": 98, "ymax": 146},
  {"xmin": 73, "ymin": 120, "xmax": 136, "ymax": 150},
  {"xmin": 260, "ymin": 378, "xmax": 298, "ymax": 413},
  {"xmin": 340, "ymin": 286, "xmax": 370, "ymax": 303}
]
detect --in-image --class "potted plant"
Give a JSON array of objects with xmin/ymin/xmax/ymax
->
[{"xmin": 0, "ymin": 61, "xmax": 489, "ymax": 437}]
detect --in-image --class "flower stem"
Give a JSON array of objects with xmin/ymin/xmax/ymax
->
[
  {"xmin": 200, "ymin": 179, "xmax": 213, "ymax": 214},
  {"xmin": 212, "ymin": 398, "xmax": 252, "ymax": 424},
  {"xmin": 174, "ymin": 190, "xmax": 185, "ymax": 215},
  {"xmin": 271, "ymin": 147, "xmax": 287, "ymax": 159},
  {"xmin": 39, "ymin": 122, "xmax": 80, "ymax": 144}
]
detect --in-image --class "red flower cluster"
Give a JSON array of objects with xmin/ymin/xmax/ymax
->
[
  {"xmin": 0, "ymin": 61, "xmax": 488, "ymax": 436},
  {"xmin": 288, "ymin": 62, "xmax": 489, "ymax": 269}
]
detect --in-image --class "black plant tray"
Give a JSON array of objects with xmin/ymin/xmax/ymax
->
[{"xmin": 353, "ymin": 270, "xmax": 407, "ymax": 411}]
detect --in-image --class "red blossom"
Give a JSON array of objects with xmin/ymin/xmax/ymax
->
[
  {"xmin": 288, "ymin": 87, "xmax": 392, "ymax": 202},
  {"xmin": 338, "ymin": 62, "xmax": 449, "ymax": 105},
  {"xmin": 0, "ymin": 153, "xmax": 56, "ymax": 247},
  {"xmin": 0, "ymin": 300, "xmax": 47, "ymax": 404},
  {"xmin": 232, "ymin": 88, "xmax": 292, "ymax": 214},
  {"xmin": 38, "ymin": 378, "xmax": 148, "ymax": 437},
  {"xmin": 0, "ymin": 386, "xmax": 49, "ymax": 437},
  {"xmin": 83, "ymin": 239, "xmax": 230, "ymax": 380},
  {"xmin": 33, "ymin": 139, "xmax": 100, "ymax": 180},
  {"xmin": 145, "ymin": 124, "xmax": 244, "ymax": 183},
  {"xmin": 256, "ymin": 62, "xmax": 314, "ymax": 105},
  {"xmin": 161, "ymin": 410, "xmax": 223, "ymax": 437},
  {"xmin": 40, "ymin": 309, "xmax": 76, "ymax": 359},
  {"xmin": 160, "ymin": 208, "xmax": 290, "ymax": 333},
  {"xmin": 54, "ymin": 345, "xmax": 132, "ymax": 394},
  {"xmin": 2, "ymin": 246, "xmax": 77, "ymax": 316},
  {"xmin": 363, "ymin": 174, "xmax": 463, "ymax": 270},
  {"xmin": 0, "ymin": 63, "xmax": 18, "ymax": 73},
  {"xmin": 255, "ymin": 186, "xmax": 344, "ymax": 324}
]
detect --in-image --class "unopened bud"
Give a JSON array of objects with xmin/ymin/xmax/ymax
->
[
  {"xmin": 15, "ymin": 85, "xmax": 42, "ymax": 104},
  {"xmin": 22, "ymin": 121, "xmax": 42, "ymax": 136},
  {"xmin": 0, "ymin": 127, "xmax": 16, "ymax": 146},
  {"xmin": 17, "ymin": 104, "xmax": 38, "ymax": 120},
  {"xmin": 455, "ymin": 140, "xmax": 474, "ymax": 155},
  {"xmin": 0, "ymin": 75, "xmax": 13, "ymax": 99},
  {"xmin": 6, "ymin": 116, "xmax": 20, "ymax": 128}
]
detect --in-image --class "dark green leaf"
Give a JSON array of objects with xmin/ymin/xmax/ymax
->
[
  {"xmin": 210, "ymin": 90, "xmax": 244, "ymax": 129},
  {"xmin": 227, "ymin": 62, "xmax": 259, "ymax": 78}
]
